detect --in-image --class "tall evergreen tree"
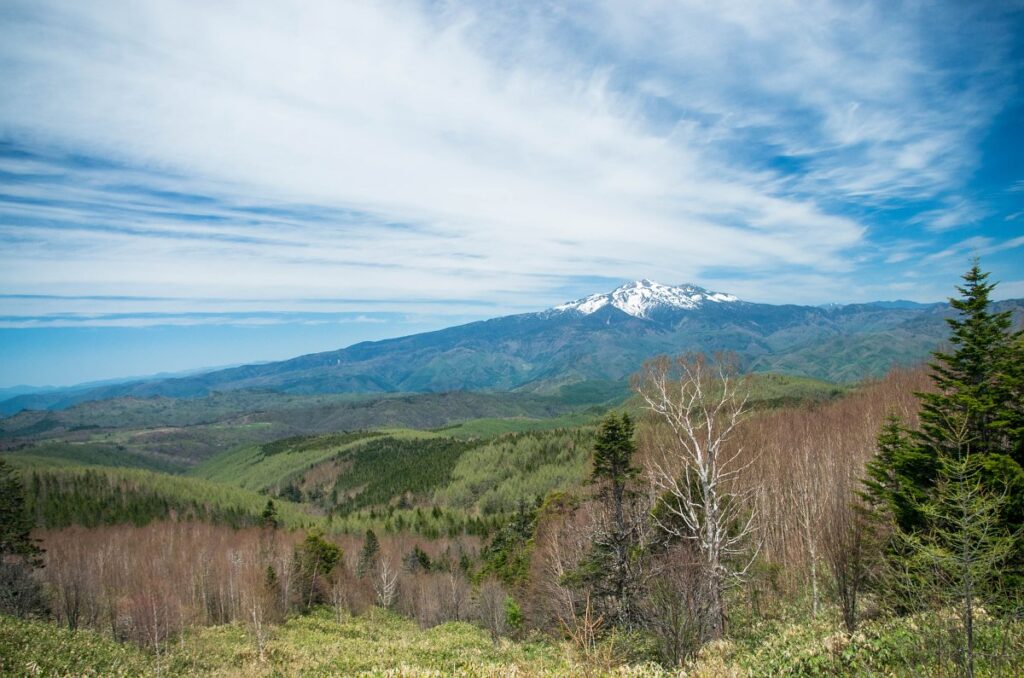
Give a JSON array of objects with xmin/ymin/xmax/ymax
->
[
  {"xmin": 917, "ymin": 261, "xmax": 1021, "ymax": 463},
  {"xmin": 357, "ymin": 528, "xmax": 380, "ymax": 578},
  {"xmin": 260, "ymin": 499, "xmax": 280, "ymax": 529},
  {"xmin": 865, "ymin": 262, "xmax": 1024, "ymax": 600},
  {"xmin": 0, "ymin": 459, "xmax": 40, "ymax": 562},
  {"xmin": 592, "ymin": 412, "xmax": 638, "ymax": 533},
  {"xmin": 917, "ymin": 263, "xmax": 1024, "ymax": 535},
  {"xmin": 0, "ymin": 459, "xmax": 46, "ymax": 617},
  {"xmin": 887, "ymin": 453, "xmax": 1016, "ymax": 678},
  {"xmin": 995, "ymin": 333, "xmax": 1024, "ymax": 467},
  {"xmin": 580, "ymin": 412, "xmax": 644, "ymax": 628},
  {"xmin": 293, "ymin": 531, "xmax": 341, "ymax": 610}
]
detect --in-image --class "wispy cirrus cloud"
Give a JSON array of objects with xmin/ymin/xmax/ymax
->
[
  {"xmin": 0, "ymin": 0, "xmax": 1021, "ymax": 337},
  {"xmin": 926, "ymin": 234, "xmax": 1024, "ymax": 262},
  {"xmin": 912, "ymin": 200, "xmax": 987, "ymax": 232},
  {"xmin": 0, "ymin": 309, "xmax": 406, "ymax": 329},
  {"xmin": 564, "ymin": 1, "xmax": 1009, "ymax": 203}
]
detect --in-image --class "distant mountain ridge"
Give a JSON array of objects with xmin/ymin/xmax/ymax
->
[
  {"xmin": 3, "ymin": 280, "xmax": 1022, "ymax": 415},
  {"xmin": 0, "ymin": 364, "xmax": 249, "ymax": 411}
]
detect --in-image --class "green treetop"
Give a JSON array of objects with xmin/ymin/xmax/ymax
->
[{"xmin": 592, "ymin": 413, "xmax": 638, "ymax": 501}]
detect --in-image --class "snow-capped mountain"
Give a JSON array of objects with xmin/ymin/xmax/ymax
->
[
  {"xmin": 9, "ymin": 284, "xmax": 1017, "ymax": 415},
  {"xmin": 553, "ymin": 279, "xmax": 739, "ymax": 319}
]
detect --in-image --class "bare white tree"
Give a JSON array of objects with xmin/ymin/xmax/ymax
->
[
  {"xmin": 329, "ymin": 571, "xmax": 349, "ymax": 623},
  {"xmin": 527, "ymin": 494, "xmax": 599, "ymax": 636},
  {"xmin": 246, "ymin": 590, "xmax": 269, "ymax": 662},
  {"xmin": 791, "ymin": 437, "xmax": 829, "ymax": 619},
  {"xmin": 636, "ymin": 354, "xmax": 759, "ymax": 639},
  {"xmin": 374, "ymin": 557, "xmax": 399, "ymax": 609},
  {"xmin": 443, "ymin": 571, "xmax": 470, "ymax": 622},
  {"xmin": 476, "ymin": 580, "xmax": 510, "ymax": 641}
]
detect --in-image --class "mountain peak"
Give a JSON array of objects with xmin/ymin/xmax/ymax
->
[{"xmin": 553, "ymin": 280, "xmax": 739, "ymax": 319}]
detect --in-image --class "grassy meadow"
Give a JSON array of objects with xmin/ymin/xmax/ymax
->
[{"xmin": 4, "ymin": 604, "xmax": 1022, "ymax": 676}]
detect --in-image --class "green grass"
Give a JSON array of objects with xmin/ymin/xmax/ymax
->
[
  {"xmin": 699, "ymin": 606, "xmax": 1024, "ymax": 677},
  {"xmin": 8, "ymin": 605, "xmax": 1018, "ymax": 676},
  {"xmin": 7, "ymin": 455, "xmax": 321, "ymax": 530},
  {"xmin": 0, "ymin": 608, "xmax": 582, "ymax": 677},
  {"xmin": 0, "ymin": 614, "xmax": 154, "ymax": 677}
]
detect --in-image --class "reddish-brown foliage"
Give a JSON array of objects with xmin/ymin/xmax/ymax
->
[{"xmin": 36, "ymin": 523, "xmax": 481, "ymax": 647}]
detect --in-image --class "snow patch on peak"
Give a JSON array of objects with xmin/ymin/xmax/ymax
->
[{"xmin": 553, "ymin": 280, "xmax": 739, "ymax": 319}]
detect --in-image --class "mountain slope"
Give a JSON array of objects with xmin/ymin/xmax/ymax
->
[{"xmin": 4, "ymin": 280, "xmax": 1022, "ymax": 413}]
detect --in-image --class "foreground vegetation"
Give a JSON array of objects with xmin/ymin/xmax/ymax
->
[
  {"xmin": 0, "ymin": 607, "xmax": 573, "ymax": 676},
  {"xmin": 4, "ymin": 604, "xmax": 1022, "ymax": 676}
]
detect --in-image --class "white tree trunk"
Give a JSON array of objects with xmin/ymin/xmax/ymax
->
[{"xmin": 637, "ymin": 354, "xmax": 759, "ymax": 640}]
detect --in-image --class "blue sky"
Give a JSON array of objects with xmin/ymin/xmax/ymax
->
[{"xmin": 1, "ymin": 0, "xmax": 1022, "ymax": 387}]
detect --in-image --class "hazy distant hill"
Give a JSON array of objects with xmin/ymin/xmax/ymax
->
[{"xmin": 4, "ymin": 280, "xmax": 1021, "ymax": 414}]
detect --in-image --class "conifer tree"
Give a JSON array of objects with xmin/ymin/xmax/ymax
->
[
  {"xmin": 917, "ymin": 263, "xmax": 1024, "ymax": 564},
  {"xmin": 357, "ymin": 528, "xmax": 380, "ymax": 578},
  {"xmin": 260, "ymin": 499, "xmax": 280, "ymax": 529},
  {"xmin": 578, "ymin": 412, "xmax": 644, "ymax": 627},
  {"xmin": 868, "ymin": 263, "xmax": 1024, "ymax": 528},
  {"xmin": 863, "ymin": 414, "xmax": 932, "ymax": 532},
  {"xmin": 0, "ymin": 459, "xmax": 46, "ymax": 617},
  {"xmin": 592, "ymin": 413, "xmax": 638, "ymax": 532},
  {"xmin": 0, "ymin": 459, "xmax": 40, "ymax": 563},
  {"xmin": 995, "ymin": 333, "xmax": 1024, "ymax": 466},
  {"xmin": 293, "ymin": 531, "xmax": 341, "ymax": 610},
  {"xmin": 888, "ymin": 452, "xmax": 1016, "ymax": 678},
  {"xmin": 917, "ymin": 261, "xmax": 1021, "ymax": 464},
  {"xmin": 865, "ymin": 262, "xmax": 1024, "ymax": 602}
]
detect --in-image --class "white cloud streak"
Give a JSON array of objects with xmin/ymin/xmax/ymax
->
[
  {"xmin": 0, "ymin": 0, "xmax": 1018, "ymax": 318},
  {"xmin": 926, "ymin": 235, "xmax": 1024, "ymax": 262}
]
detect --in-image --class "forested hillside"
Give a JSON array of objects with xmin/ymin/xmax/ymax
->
[{"xmin": 2, "ymin": 265, "xmax": 1023, "ymax": 675}]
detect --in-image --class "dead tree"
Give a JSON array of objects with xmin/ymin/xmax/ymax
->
[
  {"xmin": 636, "ymin": 353, "xmax": 759, "ymax": 640},
  {"xmin": 443, "ymin": 571, "xmax": 470, "ymax": 622},
  {"xmin": 374, "ymin": 557, "xmax": 399, "ymax": 609}
]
